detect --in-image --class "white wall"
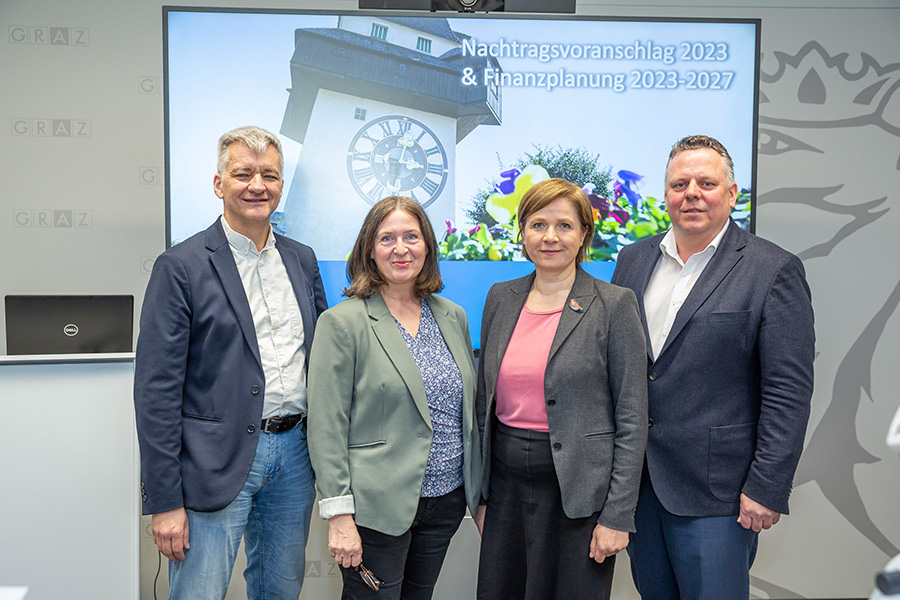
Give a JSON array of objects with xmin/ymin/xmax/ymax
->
[{"xmin": 2, "ymin": 0, "xmax": 899, "ymax": 598}]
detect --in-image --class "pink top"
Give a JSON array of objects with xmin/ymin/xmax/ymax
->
[{"xmin": 494, "ymin": 305, "xmax": 563, "ymax": 432}]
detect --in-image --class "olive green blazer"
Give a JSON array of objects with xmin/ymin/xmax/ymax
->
[{"xmin": 307, "ymin": 292, "xmax": 481, "ymax": 536}]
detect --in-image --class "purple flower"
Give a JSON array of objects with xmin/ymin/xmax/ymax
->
[
  {"xmin": 494, "ymin": 168, "xmax": 521, "ymax": 195},
  {"xmin": 617, "ymin": 170, "xmax": 643, "ymax": 185},
  {"xmin": 589, "ymin": 194, "xmax": 630, "ymax": 224},
  {"xmin": 468, "ymin": 224, "xmax": 481, "ymax": 236},
  {"xmin": 609, "ymin": 209, "xmax": 629, "ymax": 224},
  {"xmin": 444, "ymin": 220, "xmax": 457, "ymax": 235},
  {"xmin": 614, "ymin": 170, "xmax": 643, "ymax": 207}
]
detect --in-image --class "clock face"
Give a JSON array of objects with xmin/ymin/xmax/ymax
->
[{"xmin": 346, "ymin": 115, "xmax": 449, "ymax": 207}]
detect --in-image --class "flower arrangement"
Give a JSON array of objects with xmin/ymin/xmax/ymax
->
[{"xmin": 439, "ymin": 146, "xmax": 751, "ymax": 261}]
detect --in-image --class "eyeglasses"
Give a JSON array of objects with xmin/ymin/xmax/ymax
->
[{"xmin": 354, "ymin": 563, "xmax": 384, "ymax": 591}]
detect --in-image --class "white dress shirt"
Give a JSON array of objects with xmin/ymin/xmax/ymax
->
[
  {"xmin": 221, "ymin": 216, "xmax": 307, "ymax": 419},
  {"xmin": 643, "ymin": 222, "xmax": 730, "ymax": 360}
]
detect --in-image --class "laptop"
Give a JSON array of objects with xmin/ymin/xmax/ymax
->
[{"xmin": 5, "ymin": 295, "xmax": 134, "ymax": 355}]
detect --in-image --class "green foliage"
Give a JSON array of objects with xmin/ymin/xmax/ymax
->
[
  {"xmin": 586, "ymin": 195, "xmax": 669, "ymax": 262},
  {"xmin": 439, "ymin": 222, "xmax": 519, "ymax": 261}
]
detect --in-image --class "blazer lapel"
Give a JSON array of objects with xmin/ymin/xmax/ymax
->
[
  {"xmin": 657, "ymin": 222, "xmax": 745, "ymax": 359},
  {"xmin": 276, "ymin": 238, "xmax": 314, "ymax": 360},
  {"xmin": 205, "ymin": 221, "xmax": 262, "ymax": 369},
  {"xmin": 548, "ymin": 267, "xmax": 596, "ymax": 362},
  {"xmin": 367, "ymin": 293, "xmax": 432, "ymax": 428}
]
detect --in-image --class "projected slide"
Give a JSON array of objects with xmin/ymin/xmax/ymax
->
[{"xmin": 165, "ymin": 9, "xmax": 758, "ymax": 337}]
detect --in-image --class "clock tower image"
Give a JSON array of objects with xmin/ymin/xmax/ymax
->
[{"xmin": 280, "ymin": 15, "xmax": 502, "ymax": 259}]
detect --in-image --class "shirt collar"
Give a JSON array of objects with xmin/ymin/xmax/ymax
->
[
  {"xmin": 220, "ymin": 215, "xmax": 275, "ymax": 255},
  {"xmin": 658, "ymin": 220, "xmax": 730, "ymax": 264}
]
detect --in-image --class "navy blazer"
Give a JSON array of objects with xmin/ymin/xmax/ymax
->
[
  {"xmin": 476, "ymin": 267, "xmax": 648, "ymax": 532},
  {"xmin": 134, "ymin": 220, "xmax": 327, "ymax": 515},
  {"xmin": 611, "ymin": 221, "xmax": 815, "ymax": 516}
]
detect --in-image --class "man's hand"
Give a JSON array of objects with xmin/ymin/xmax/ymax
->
[
  {"xmin": 589, "ymin": 524, "xmax": 629, "ymax": 564},
  {"xmin": 737, "ymin": 493, "xmax": 781, "ymax": 532},
  {"xmin": 151, "ymin": 507, "xmax": 190, "ymax": 561},
  {"xmin": 328, "ymin": 514, "xmax": 363, "ymax": 569}
]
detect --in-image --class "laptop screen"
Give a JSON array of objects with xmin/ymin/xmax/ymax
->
[{"xmin": 5, "ymin": 295, "xmax": 134, "ymax": 355}]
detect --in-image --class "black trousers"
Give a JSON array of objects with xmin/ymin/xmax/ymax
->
[
  {"xmin": 340, "ymin": 485, "xmax": 466, "ymax": 600},
  {"xmin": 477, "ymin": 422, "xmax": 615, "ymax": 600}
]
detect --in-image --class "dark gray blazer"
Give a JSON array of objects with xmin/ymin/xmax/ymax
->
[
  {"xmin": 134, "ymin": 220, "xmax": 327, "ymax": 515},
  {"xmin": 476, "ymin": 266, "xmax": 648, "ymax": 532},
  {"xmin": 611, "ymin": 220, "xmax": 815, "ymax": 516}
]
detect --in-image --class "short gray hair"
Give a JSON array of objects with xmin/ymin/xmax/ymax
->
[
  {"xmin": 216, "ymin": 126, "xmax": 283, "ymax": 175},
  {"xmin": 665, "ymin": 134, "xmax": 735, "ymax": 188}
]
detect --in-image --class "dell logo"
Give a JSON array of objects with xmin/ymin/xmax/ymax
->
[{"xmin": 64, "ymin": 324, "xmax": 79, "ymax": 336}]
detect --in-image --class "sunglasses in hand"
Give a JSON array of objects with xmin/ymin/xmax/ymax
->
[{"xmin": 354, "ymin": 563, "xmax": 384, "ymax": 591}]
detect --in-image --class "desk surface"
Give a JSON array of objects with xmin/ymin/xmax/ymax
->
[{"xmin": 0, "ymin": 352, "xmax": 135, "ymax": 365}]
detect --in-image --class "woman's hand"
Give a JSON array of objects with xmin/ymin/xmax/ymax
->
[
  {"xmin": 474, "ymin": 505, "xmax": 487, "ymax": 536},
  {"xmin": 328, "ymin": 514, "xmax": 363, "ymax": 568},
  {"xmin": 589, "ymin": 524, "xmax": 629, "ymax": 564}
]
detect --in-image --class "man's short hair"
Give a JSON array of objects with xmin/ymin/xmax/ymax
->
[
  {"xmin": 217, "ymin": 126, "xmax": 284, "ymax": 175},
  {"xmin": 665, "ymin": 135, "xmax": 735, "ymax": 187}
]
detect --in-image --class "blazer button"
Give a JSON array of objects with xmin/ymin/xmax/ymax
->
[
  {"xmin": 648, "ymin": 372, "xmax": 658, "ymax": 381},
  {"xmin": 648, "ymin": 418, "xmax": 654, "ymax": 427},
  {"xmin": 247, "ymin": 424, "xmax": 256, "ymax": 434},
  {"xmin": 547, "ymin": 399, "xmax": 556, "ymax": 406},
  {"xmin": 553, "ymin": 442, "xmax": 562, "ymax": 450},
  {"xmin": 250, "ymin": 385, "xmax": 260, "ymax": 395}
]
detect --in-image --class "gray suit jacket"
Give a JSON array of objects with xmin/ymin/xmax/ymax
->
[
  {"xmin": 307, "ymin": 292, "xmax": 481, "ymax": 536},
  {"xmin": 476, "ymin": 267, "xmax": 648, "ymax": 532},
  {"xmin": 134, "ymin": 220, "xmax": 327, "ymax": 514},
  {"xmin": 611, "ymin": 220, "xmax": 815, "ymax": 516}
]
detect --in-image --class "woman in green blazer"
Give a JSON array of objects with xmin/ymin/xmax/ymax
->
[{"xmin": 307, "ymin": 196, "xmax": 481, "ymax": 600}]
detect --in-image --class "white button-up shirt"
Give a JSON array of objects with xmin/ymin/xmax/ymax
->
[
  {"xmin": 221, "ymin": 216, "xmax": 307, "ymax": 419},
  {"xmin": 643, "ymin": 221, "xmax": 729, "ymax": 360}
]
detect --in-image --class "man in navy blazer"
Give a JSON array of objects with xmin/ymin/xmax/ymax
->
[
  {"xmin": 611, "ymin": 135, "xmax": 814, "ymax": 599},
  {"xmin": 134, "ymin": 126, "xmax": 327, "ymax": 599}
]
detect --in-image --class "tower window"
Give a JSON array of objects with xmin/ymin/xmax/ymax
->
[{"xmin": 370, "ymin": 23, "xmax": 388, "ymax": 41}]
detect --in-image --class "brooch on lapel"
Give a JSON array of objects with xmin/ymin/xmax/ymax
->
[{"xmin": 568, "ymin": 299, "xmax": 583, "ymax": 312}]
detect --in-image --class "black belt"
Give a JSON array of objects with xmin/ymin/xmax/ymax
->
[{"xmin": 261, "ymin": 413, "xmax": 305, "ymax": 434}]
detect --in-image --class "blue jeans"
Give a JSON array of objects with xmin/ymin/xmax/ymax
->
[
  {"xmin": 628, "ymin": 473, "xmax": 759, "ymax": 600},
  {"xmin": 168, "ymin": 425, "xmax": 316, "ymax": 600}
]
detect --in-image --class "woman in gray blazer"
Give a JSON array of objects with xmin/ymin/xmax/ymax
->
[
  {"xmin": 475, "ymin": 178, "xmax": 648, "ymax": 599},
  {"xmin": 307, "ymin": 196, "xmax": 481, "ymax": 600}
]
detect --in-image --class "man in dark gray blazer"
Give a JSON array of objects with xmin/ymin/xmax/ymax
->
[
  {"xmin": 611, "ymin": 135, "xmax": 814, "ymax": 599},
  {"xmin": 134, "ymin": 126, "xmax": 327, "ymax": 599}
]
